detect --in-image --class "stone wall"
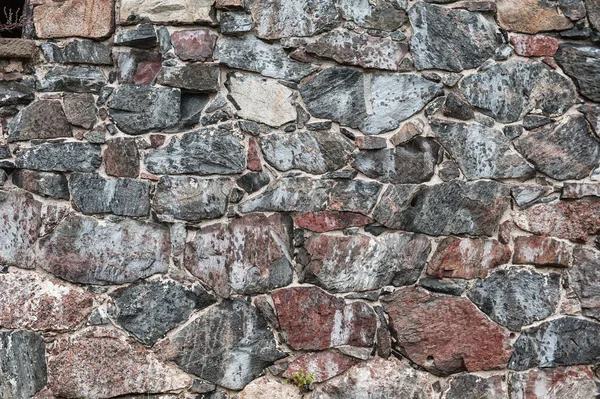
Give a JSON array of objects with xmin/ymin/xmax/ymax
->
[{"xmin": 1, "ymin": 0, "xmax": 600, "ymax": 398}]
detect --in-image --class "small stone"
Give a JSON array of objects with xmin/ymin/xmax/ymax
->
[
  {"xmin": 119, "ymin": 0, "xmax": 215, "ymax": 25},
  {"xmin": 41, "ymin": 39, "xmax": 113, "ymax": 64},
  {"xmin": 33, "ymin": 0, "xmax": 114, "ymax": 39},
  {"xmin": 237, "ymin": 172, "xmax": 270, "ymax": 194},
  {"xmin": 503, "ymin": 125, "xmax": 523, "ymax": 140},
  {"xmin": 219, "ymin": 11, "xmax": 254, "ymax": 34},
  {"xmin": 15, "ymin": 142, "xmax": 102, "ymax": 172},
  {"xmin": 424, "ymin": 96, "xmax": 445, "ymax": 117},
  {"xmin": 570, "ymin": 246, "xmax": 600, "ymax": 320},
  {"xmin": 322, "ymin": 169, "xmax": 358, "ymax": 180},
  {"xmin": 115, "ymin": 49, "xmax": 162, "ymax": 84},
  {"xmin": 171, "ymin": 29, "xmax": 216, "ymax": 61},
  {"xmin": 511, "ymin": 185, "xmax": 553, "ymax": 207},
  {"xmin": 7, "ymin": 100, "xmax": 71, "ymax": 142},
  {"xmin": 0, "ymin": 330, "xmax": 47, "ymax": 399},
  {"xmin": 253, "ymin": 296, "xmax": 279, "ymax": 328},
  {"xmin": 339, "ymin": 0, "xmax": 407, "ymax": 31},
  {"xmin": 36, "ymin": 66, "xmax": 106, "ymax": 93},
  {"xmin": 438, "ymin": 160, "xmax": 460, "ymax": 181},
  {"xmin": 513, "ymin": 236, "xmax": 571, "ymax": 267},
  {"xmin": 282, "ymin": 351, "xmax": 361, "ymax": 383},
  {"xmin": 508, "ymin": 367, "xmax": 598, "ymax": 399},
  {"xmin": 63, "ymin": 93, "xmax": 97, "ymax": 129},
  {"xmin": 247, "ymin": 138, "xmax": 263, "ymax": 171},
  {"xmin": 441, "ymin": 72, "xmax": 463, "ymax": 87},
  {"xmin": 493, "ymin": 44, "xmax": 513, "ymax": 60},
  {"xmin": 555, "ymin": 44, "xmax": 600, "ymax": 102},
  {"xmin": 419, "ymin": 277, "xmax": 468, "ymax": 296},
  {"xmin": 12, "ymin": 169, "xmax": 69, "ymax": 199},
  {"xmin": 306, "ymin": 121, "xmax": 332, "ymax": 130},
  {"xmin": 441, "ymin": 374, "xmax": 506, "ymax": 399},
  {"xmin": 390, "ymin": 121, "xmax": 423, "ymax": 146},
  {"xmin": 0, "ymin": 80, "xmax": 34, "ymax": 106},
  {"xmin": 191, "ymin": 380, "xmax": 217, "ymax": 394},
  {"xmin": 114, "ymin": 24, "xmax": 157, "ymax": 48},
  {"xmin": 442, "ymin": 93, "xmax": 474, "ymax": 120},
  {"xmin": 176, "ymin": 93, "xmax": 209, "ymax": 128},
  {"xmin": 522, "ymin": 114, "xmax": 553, "ymax": 130},
  {"xmin": 104, "ymin": 137, "xmax": 140, "ymax": 178},
  {"xmin": 158, "ymin": 64, "xmax": 220, "ymax": 92},
  {"xmin": 356, "ymin": 136, "xmax": 386, "ymax": 150},
  {"xmin": 497, "ymin": 0, "xmax": 574, "ymax": 33},
  {"xmin": 509, "ymin": 34, "xmax": 559, "ymax": 57},
  {"xmin": 294, "ymin": 211, "xmax": 373, "ymax": 232}
]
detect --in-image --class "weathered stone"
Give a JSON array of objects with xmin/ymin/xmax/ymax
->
[
  {"xmin": 373, "ymin": 181, "xmax": 510, "ymax": 236},
  {"xmin": 555, "ymin": 44, "xmax": 600, "ymax": 102},
  {"xmin": 170, "ymin": 29, "xmax": 216, "ymax": 61},
  {"xmin": 0, "ymin": 38, "xmax": 36, "ymax": 59},
  {"xmin": 522, "ymin": 115, "xmax": 554, "ymax": 130},
  {"xmin": 63, "ymin": 93, "xmax": 96, "ymax": 129},
  {"xmin": 282, "ymin": 351, "xmax": 361, "ymax": 383},
  {"xmin": 0, "ymin": 190, "xmax": 38, "ymax": 268},
  {"xmin": 0, "ymin": 330, "xmax": 47, "ymax": 399},
  {"xmin": 339, "ymin": 0, "xmax": 407, "ymax": 31},
  {"xmin": 390, "ymin": 121, "xmax": 423, "ymax": 146},
  {"xmin": 115, "ymin": 49, "xmax": 162, "ymax": 84},
  {"xmin": 177, "ymin": 93, "xmax": 210, "ymax": 128},
  {"xmin": 47, "ymin": 329, "xmax": 189, "ymax": 398},
  {"xmin": 36, "ymin": 66, "xmax": 106, "ymax": 93},
  {"xmin": 497, "ymin": 0, "xmax": 576, "ymax": 34},
  {"xmin": 409, "ymin": 2, "xmax": 500, "ymax": 72},
  {"xmin": 33, "ymin": 0, "xmax": 115, "ymax": 39},
  {"xmin": 355, "ymin": 136, "xmax": 386, "ymax": 150},
  {"xmin": 120, "ymin": 0, "xmax": 215, "ymax": 24},
  {"xmin": 273, "ymin": 286, "xmax": 377, "ymax": 350},
  {"xmin": 459, "ymin": 60, "xmax": 576, "ymax": 123},
  {"xmin": 570, "ymin": 246, "xmax": 600, "ymax": 321},
  {"xmin": 442, "ymin": 93, "xmax": 474, "ymax": 120},
  {"xmin": 7, "ymin": 101, "xmax": 71, "ymax": 143},
  {"xmin": 513, "ymin": 236, "xmax": 571, "ymax": 267},
  {"xmin": 105, "ymin": 137, "xmax": 139, "ymax": 178},
  {"xmin": 184, "ymin": 213, "xmax": 293, "ymax": 297},
  {"xmin": 12, "ymin": 169, "xmax": 69, "ymax": 199},
  {"xmin": 419, "ymin": 277, "xmax": 468, "ymax": 296},
  {"xmin": 438, "ymin": 160, "xmax": 461, "ymax": 181},
  {"xmin": 152, "ymin": 176, "xmax": 232, "ymax": 221},
  {"xmin": 16, "ymin": 142, "xmax": 101, "ymax": 172},
  {"xmin": 39, "ymin": 213, "xmax": 170, "ymax": 284},
  {"xmin": 578, "ymin": 105, "xmax": 600, "ymax": 136},
  {"xmin": 0, "ymin": 269, "xmax": 94, "ymax": 331},
  {"xmin": 352, "ymin": 137, "xmax": 440, "ymax": 183},
  {"xmin": 157, "ymin": 64, "xmax": 220, "ymax": 92},
  {"xmin": 441, "ymin": 374, "xmax": 505, "ymax": 399},
  {"xmin": 509, "ymin": 317, "xmax": 600, "ymax": 370},
  {"xmin": 511, "ymin": 185, "xmax": 553, "ymax": 208},
  {"xmin": 468, "ymin": 269, "xmax": 561, "ymax": 331},
  {"xmin": 219, "ymin": 11, "xmax": 254, "ymax": 34},
  {"xmin": 0, "ymin": 81, "xmax": 34, "ymax": 106},
  {"xmin": 249, "ymin": 0, "xmax": 339, "ymax": 39},
  {"xmin": 510, "ymin": 34, "xmax": 559, "ymax": 57},
  {"xmin": 509, "ymin": 367, "xmax": 598, "ymax": 399},
  {"xmin": 237, "ymin": 172, "xmax": 270, "ymax": 194},
  {"xmin": 108, "ymin": 85, "xmax": 180, "ymax": 134},
  {"xmin": 157, "ymin": 300, "xmax": 283, "ymax": 390},
  {"xmin": 238, "ymin": 376, "xmax": 302, "ymax": 399},
  {"xmin": 301, "ymin": 232, "xmax": 430, "ymax": 293},
  {"xmin": 41, "ymin": 39, "xmax": 113, "ymax": 65},
  {"xmin": 427, "ymin": 237, "xmax": 510, "ymax": 279},
  {"xmin": 382, "ymin": 287, "xmax": 511, "ymax": 375},
  {"xmin": 114, "ymin": 24, "xmax": 157, "ymax": 48},
  {"xmin": 294, "ymin": 211, "xmax": 373, "ymax": 232}
]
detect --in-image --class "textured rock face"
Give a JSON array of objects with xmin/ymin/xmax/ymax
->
[
  {"xmin": 282, "ymin": 351, "xmax": 360, "ymax": 383},
  {"xmin": 33, "ymin": 0, "xmax": 115, "ymax": 39},
  {"xmin": 238, "ymin": 376, "xmax": 302, "ymax": 399},
  {"xmin": 36, "ymin": 65, "xmax": 107, "ymax": 93},
  {"xmin": 104, "ymin": 137, "xmax": 139, "ymax": 178},
  {"xmin": 41, "ymin": 39, "xmax": 113, "ymax": 65},
  {"xmin": 570, "ymin": 247, "xmax": 600, "ymax": 320},
  {"xmin": 0, "ymin": 190, "xmax": 41, "ymax": 269},
  {"xmin": 115, "ymin": 48, "xmax": 162, "ymax": 84},
  {"xmin": 12, "ymin": 170, "xmax": 69, "ymax": 199},
  {"xmin": 63, "ymin": 93, "xmax": 97, "ymax": 128},
  {"xmin": 0, "ymin": 330, "xmax": 47, "ymax": 399},
  {"xmin": 120, "ymin": 0, "xmax": 215, "ymax": 24},
  {"xmin": 508, "ymin": 367, "xmax": 598, "ymax": 399},
  {"xmin": 513, "ymin": 236, "xmax": 571, "ymax": 267},
  {"xmin": 15, "ymin": 142, "xmax": 102, "ymax": 172},
  {"xmin": 7, "ymin": 100, "xmax": 71, "ymax": 142},
  {"xmin": 294, "ymin": 211, "xmax": 373, "ymax": 232},
  {"xmin": 171, "ymin": 29, "xmax": 216, "ymax": 61},
  {"xmin": 555, "ymin": 44, "xmax": 600, "ymax": 102},
  {"xmin": 441, "ymin": 374, "xmax": 506, "ymax": 399},
  {"xmin": 0, "ymin": 81, "xmax": 34, "ymax": 106},
  {"xmin": 158, "ymin": 64, "xmax": 220, "ymax": 92},
  {"xmin": 497, "ymin": 0, "xmax": 575, "ymax": 33},
  {"xmin": 339, "ymin": 0, "xmax": 407, "ymax": 31}
]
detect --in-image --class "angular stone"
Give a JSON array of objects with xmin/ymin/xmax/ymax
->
[
  {"xmin": 7, "ymin": 100, "xmax": 71, "ymax": 142},
  {"xmin": 63, "ymin": 93, "xmax": 96, "ymax": 129},
  {"xmin": 514, "ymin": 115, "xmax": 600, "ymax": 180},
  {"xmin": 419, "ymin": 277, "xmax": 468, "ymax": 296},
  {"xmin": 511, "ymin": 185, "xmax": 553, "ymax": 208},
  {"xmin": 570, "ymin": 246, "xmax": 600, "ymax": 321},
  {"xmin": 523, "ymin": 115, "xmax": 554, "ymax": 130},
  {"xmin": 145, "ymin": 123, "xmax": 245, "ymax": 175},
  {"xmin": 442, "ymin": 374, "xmax": 506, "ymax": 399},
  {"xmin": 238, "ymin": 376, "xmax": 302, "ymax": 399},
  {"xmin": 105, "ymin": 137, "xmax": 140, "ymax": 178},
  {"xmin": 0, "ymin": 190, "xmax": 41, "ymax": 269},
  {"xmin": 510, "ymin": 34, "xmax": 559, "ymax": 57},
  {"xmin": 36, "ymin": 66, "xmax": 106, "ymax": 93},
  {"xmin": 513, "ymin": 236, "xmax": 571, "ymax": 267},
  {"xmin": 12, "ymin": 169, "xmax": 69, "ymax": 199},
  {"xmin": 220, "ymin": 11, "xmax": 254, "ymax": 34},
  {"xmin": 0, "ymin": 330, "xmax": 47, "ymax": 399},
  {"xmin": 578, "ymin": 105, "xmax": 600, "ymax": 136},
  {"xmin": 184, "ymin": 213, "xmax": 293, "ymax": 297},
  {"xmin": 301, "ymin": 232, "xmax": 430, "ymax": 293},
  {"xmin": 497, "ymin": 0, "xmax": 575, "ymax": 34},
  {"xmin": 355, "ymin": 136, "xmax": 386, "ymax": 150},
  {"xmin": 47, "ymin": 329, "xmax": 189, "ymax": 398},
  {"xmin": 431, "ymin": 119, "xmax": 534, "ymax": 180},
  {"xmin": 339, "ymin": 0, "xmax": 406, "ymax": 31},
  {"xmin": 0, "ymin": 80, "xmax": 34, "ymax": 106},
  {"xmin": 119, "ymin": 0, "xmax": 215, "ymax": 25},
  {"xmin": 156, "ymin": 300, "xmax": 283, "ymax": 390},
  {"xmin": 409, "ymin": 2, "xmax": 500, "ymax": 72},
  {"xmin": 157, "ymin": 64, "xmax": 219, "ymax": 93},
  {"xmin": 294, "ymin": 211, "xmax": 373, "ymax": 233},
  {"xmin": 510, "ymin": 367, "xmax": 598, "ymax": 399},
  {"xmin": 282, "ymin": 351, "xmax": 360, "ymax": 383},
  {"xmin": 373, "ymin": 181, "xmax": 510, "ymax": 236},
  {"xmin": 237, "ymin": 172, "xmax": 270, "ymax": 194},
  {"xmin": 33, "ymin": 0, "xmax": 115, "ymax": 39},
  {"xmin": 442, "ymin": 93, "xmax": 474, "ymax": 120},
  {"xmin": 555, "ymin": 44, "xmax": 600, "ymax": 102},
  {"xmin": 41, "ymin": 39, "xmax": 113, "ymax": 65},
  {"xmin": 114, "ymin": 24, "xmax": 157, "ymax": 48},
  {"xmin": 390, "ymin": 121, "xmax": 423, "ymax": 146},
  {"xmin": 178, "ymin": 93, "xmax": 210, "ymax": 127},
  {"xmin": 170, "ymin": 29, "xmax": 216, "ymax": 61},
  {"xmin": 0, "ymin": 38, "xmax": 36, "ymax": 59},
  {"xmin": 459, "ymin": 60, "xmax": 576, "ymax": 123},
  {"xmin": 382, "ymin": 287, "xmax": 511, "ymax": 375},
  {"xmin": 39, "ymin": 213, "xmax": 170, "ymax": 284},
  {"xmin": 509, "ymin": 317, "xmax": 600, "ymax": 370},
  {"xmin": 427, "ymin": 237, "xmax": 510, "ymax": 279},
  {"xmin": 16, "ymin": 142, "xmax": 101, "ymax": 172},
  {"xmin": 273, "ymin": 286, "xmax": 377, "ymax": 350},
  {"xmin": 115, "ymin": 49, "xmax": 162, "ymax": 84},
  {"xmin": 108, "ymin": 85, "xmax": 180, "ymax": 134},
  {"xmin": 468, "ymin": 269, "xmax": 561, "ymax": 331},
  {"xmin": 152, "ymin": 176, "xmax": 233, "ymax": 221}
]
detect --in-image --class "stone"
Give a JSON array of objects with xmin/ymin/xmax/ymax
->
[
  {"xmin": 355, "ymin": 136, "xmax": 386, "ymax": 150},
  {"xmin": 178, "ymin": 93, "xmax": 210, "ymax": 127},
  {"xmin": 497, "ymin": 0, "xmax": 575, "ymax": 34},
  {"xmin": 282, "ymin": 351, "xmax": 361, "ymax": 383},
  {"xmin": 184, "ymin": 213, "xmax": 293, "ymax": 297},
  {"xmin": 63, "ymin": 93, "xmax": 96, "ymax": 129},
  {"xmin": 7, "ymin": 100, "xmax": 71, "ymax": 142},
  {"xmin": 293, "ymin": 211, "xmax": 373, "ymax": 232},
  {"xmin": 249, "ymin": 0, "xmax": 339, "ymax": 39},
  {"xmin": 145, "ymin": 123, "xmax": 245, "ymax": 175},
  {"xmin": 119, "ymin": 0, "xmax": 215, "ymax": 24},
  {"xmin": 510, "ymin": 34, "xmax": 559, "ymax": 57},
  {"xmin": 36, "ymin": 66, "xmax": 106, "ymax": 93},
  {"xmin": 578, "ymin": 105, "xmax": 600, "ymax": 136},
  {"xmin": 409, "ymin": 2, "xmax": 500, "ymax": 72},
  {"xmin": 438, "ymin": 160, "xmax": 460, "ymax": 181},
  {"xmin": 39, "ymin": 213, "xmax": 169, "ymax": 284},
  {"xmin": 158, "ymin": 64, "xmax": 220, "ymax": 92},
  {"xmin": 47, "ymin": 329, "xmax": 189, "ymax": 398},
  {"xmin": 33, "ymin": 0, "xmax": 114, "ymax": 39},
  {"xmin": 40, "ymin": 39, "xmax": 113, "ymax": 65},
  {"xmin": 0, "ymin": 191, "xmax": 40, "ymax": 269},
  {"xmin": 105, "ymin": 137, "xmax": 140, "ymax": 178},
  {"xmin": 108, "ymin": 85, "xmax": 180, "ymax": 134},
  {"xmin": 382, "ymin": 287, "xmax": 511, "ymax": 375},
  {"xmin": 431, "ymin": 119, "xmax": 534, "ymax": 180},
  {"xmin": 152, "ymin": 176, "xmax": 233, "ymax": 221},
  {"xmin": 0, "ymin": 330, "xmax": 47, "ymax": 399},
  {"xmin": 570, "ymin": 246, "xmax": 600, "ymax": 320},
  {"xmin": 352, "ymin": 137, "xmax": 440, "ymax": 183},
  {"xmin": 510, "ymin": 367, "xmax": 598, "ymax": 399},
  {"xmin": 515, "ymin": 115, "xmax": 600, "ymax": 180},
  {"xmin": 509, "ymin": 317, "xmax": 600, "ymax": 370},
  {"xmin": 301, "ymin": 232, "xmax": 430, "ymax": 293},
  {"xmin": 588, "ymin": 0, "xmax": 600, "ymax": 29},
  {"xmin": 237, "ymin": 172, "xmax": 270, "ymax": 194},
  {"xmin": 228, "ymin": 73, "xmax": 296, "ymax": 127},
  {"xmin": 513, "ymin": 236, "xmax": 571, "ymax": 267},
  {"xmin": 238, "ymin": 376, "xmax": 302, "ymax": 399},
  {"xmin": 427, "ymin": 237, "xmax": 510, "ymax": 279},
  {"xmin": 373, "ymin": 181, "xmax": 510, "ymax": 236},
  {"xmin": 511, "ymin": 186, "xmax": 553, "ymax": 208},
  {"xmin": 170, "ymin": 29, "xmax": 216, "ymax": 61},
  {"xmin": 220, "ymin": 11, "xmax": 254, "ymax": 34},
  {"xmin": 419, "ymin": 277, "xmax": 468, "ymax": 296},
  {"xmin": 555, "ymin": 44, "xmax": 600, "ymax": 102},
  {"xmin": 0, "ymin": 38, "xmax": 36, "ymax": 59},
  {"xmin": 12, "ymin": 169, "xmax": 69, "ymax": 199},
  {"xmin": 114, "ymin": 24, "xmax": 157, "ymax": 48},
  {"xmin": 156, "ymin": 299, "xmax": 283, "ymax": 390},
  {"xmin": 16, "ymin": 142, "xmax": 101, "ymax": 172},
  {"xmin": 390, "ymin": 121, "xmax": 423, "ymax": 146},
  {"xmin": 0, "ymin": 81, "xmax": 34, "ymax": 106},
  {"xmin": 441, "ymin": 374, "xmax": 506, "ymax": 399},
  {"xmin": 115, "ymin": 49, "xmax": 162, "ymax": 84},
  {"xmin": 459, "ymin": 60, "xmax": 576, "ymax": 123},
  {"xmin": 522, "ymin": 115, "xmax": 553, "ymax": 130},
  {"xmin": 442, "ymin": 93, "xmax": 474, "ymax": 120},
  {"xmin": 260, "ymin": 130, "xmax": 353, "ymax": 174},
  {"xmin": 339, "ymin": 0, "xmax": 407, "ymax": 31},
  {"xmin": 273, "ymin": 286, "xmax": 377, "ymax": 350},
  {"xmin": 468, "ymin": 269, "xmax": 561, "ymax": 331}
]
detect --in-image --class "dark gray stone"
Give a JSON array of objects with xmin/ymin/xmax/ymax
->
[
  {"xmin": 419, "ymin": 277, "xmax": 468, "ymax": 296},
  {"xmin": 157, "ymin": 64, "xmax": 220, "ymax": 92},
  {"xmin": 41, "ymin": 39, "xmax": 113, "ymax": 64},
  {"xmin": 63, "ymin": 93, "xmax": 97, "ymax": 129},
  {"xmin": 36, "ymin": 66, "xmax": 106, "ymax": 93},
  {"xmin": 438, "ymin": 160, "xmax": 460, "ymax": 181},
  {"xmin": 523, "ymin": 115, "xmax": 553, "ymax": 130},
  {"xmin": 12, "ymin": 169, "xmax": 69, "ymax": 199},
  {"xmin": 0, "ymin": 80, "xmax": 34, "ymax": 106},
  {"xmin": 7, "ymin": 100, "xmax": 72, "ymax": 142},
  {"xmin": 115, "ymin": 49, "xmax": 162, "ymax": 84},
  {"xmin": 237, "ymin": 172, "xmax": 270, "ymax": 194},
  {"xmin": 579, "ymin": 104, "xmax": 600, "ymax": 136},
  {"xmin": 339, "ymin": 0, "xmax": 407, "ymax": 31},
  {"xmin": 219, "ymin": 11, "xmax": 254, "ymax": 34},
  {"xmin": 178, "ymin": 94, "xmax": 210, "ymax": 127},
  {"xmin": 114, "ymin": 24, "xmax": 157, "ymax": 48},
  {"xmin": 555, "ymin": 44, "xmax": 600, "ymax": 102},
  {"xmin": 441, "ymin": 374, "xmax": 506, "ymax": 399},
  {"xmin": 570, "ymin": 246, "xmax": 600, "ymax": 321},
  {"xmin": 156, "ymin": 26, "xmax": 173, "ymax": 56},
  {"xmin": 442, "ymin": 93, "xmax": 474, "ymax": 120},
  {"xmin": 0, "ymin": 330, "xmax": 47, "ymax": 399},
  {"xmin": 509, "ymin": 317, "xmax": 600, "ymax": 370},
  {"xmin": 503, "ymin": 125, "xmax": 523, "ymax": 140},
  {"xmin": 16, "ymin": 142, "xmax": 102, "ymax": 172}
]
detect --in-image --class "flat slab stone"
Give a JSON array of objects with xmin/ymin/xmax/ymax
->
[
  {"xmin": 41, "ymin": 39, "xmax": 113, "ymax": 65},
  {"xmin": 0, "ymin": 330, "xmax": 47, "ymax": 399},
  {"xmin": 7, "ymin": 100, "xmax": 71, "ymax": 142},
  {"xmin": 570, "ymin": 246, "xmax": 600, "ymax": 321},
  {"xmin": 36, "ymin": 66, "xmax": 106, "ymax": 93},
  {"xmin": 0, "ymin": 81, "xmax": 34, "ymax": 106},
  {"xmin": 120, "ymin": 0, "xmax": 215, "ymax": 24},
  {"xmin": 555, "ymin": 44, "xmax": 600, "ymax": 102},
  {"xmin": 157, "ymin": 64, "xmax": 220, "ymax": 92},
  {"xmin": 33, "ymin": 0, "xmax": 115, "ymax": 39},
  {"xmin": 497, "ymin": 0, "xmax": 574, "ymax": 33},
  {"xmin": 293, "ymin": 211, "xmax": 373, "ymax": 232},
  {"xmin": 15, "ymin": 142, "xmax": 101, "ymax": 172}
]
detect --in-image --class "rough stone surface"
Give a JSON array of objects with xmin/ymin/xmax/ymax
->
[
  {"xmin": 419, "ymin": 277, "xmax": 468, "ymax": 296},
  {"xmin": 570, "ymin": 246, "xmax": 600, "ymax": 321},
  {"xmin": 562, "ymin": 182, "xmax": 600, "ymax": 199},
  {"xmin": 339, "ymin": 0, "xmax": 407, "ymax": 31},
  {"xmin": 508, "ymin": 367, "xmax": 598, "ymax": 399},
  {"xmin": 497, "ymin": 0, "xmax": 575, "ymax": 33},
  {"xmin": 63, "ymin": 93, "xmax": 97, "ymax": 129},
  {"xmin": 7, "ymin": 100, "xmax": 71, "ymax": 142},
  {"xmin": 34, "ymin": 0, "xmax": 115, "ymax": 39},
  {"xmin": 157, "ymin": 64, "xmax": 220, "ymax": 92},
  {"xmin": 0, "ymin": 81, "xmax": 34, "ymax": 106},
  {"xmin": 282, "ymin": 351, "xmax": 360, "ymax": 383},
  {"xmin": 555, "ymin": 44, "xmax": 600, "ymax": 102},
  {"xmin": 16, "ymin": 142, "xmax": 101, "ymax": 172},
  {"xmin": 441, "ymin": 374, "xmax": 506, "ymax": 399},
  {"xmin": 12, "ymin": 169, "xmax": 69, "ymax": 199},
  {"xmin": 293, "ymin": 211, "xmax": 373, "ymax": 232},
  {"xmin": 115, "ymin": 49, "xmax": 162, "ymax": 84},
  {"xmin": 510, "ymin": 34, "xmax": 559, "ymax": 57},
  {"xmin": 41, "ymin": 39, "xmax": 113, "ymax": 65},
  {"xmin": 36, "ymin": 66, "xmax": 106, "ymax": 93},
  {"xmin": 119, "ymin": 0, "xmax": 215, "ymax": 24},
  {"xmin": 171, "ymin": 29, "xmax": 216, "ymax": 61},
  {"xmin": 114, "ymin": 24, "xmax": 157, "ymax": 48},
  {"xmin": 513, "ymin": 236, "xmax": 571, "ymax": 267},
  {"xmin": 0, "ymin": 330, "xmax": 47, "ymax": 399},
  {"xmin": 238, "ymin": 376, "xmax": 302, "ymax": 399},
  {"xmin": 105, "ymin": 137, "xmax": 140, "ymax": 178}
]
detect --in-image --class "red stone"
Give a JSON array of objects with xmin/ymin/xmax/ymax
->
[
  {"xmin": 171, "ymin": 29, "xmax": 217, "ymax": 61},
  {"xmin": 509, "ymin": 34, "xmax": 559, "ymax": 57},
  {"xmin": 499, "ymin": 220, "xmax": 513, "ymax": 244},
  {"xmin": 104, "ymin": 137, "xmax": 140, "ymax": 178},
  {"xmin": 294, "ymin": 211, "xmax": 373, "ymax": 233},
  {"xmin": 356, "ymin": 136, "xmax": 387, "ymax": 150},
  {"xmin": 32, "ymin": 0, "xmax": 115, "ymax": 39},
  {"xmin": 513, "ymin": 235, "xmax": 571, "ymax": 267},
  {"xmin": 427, "ymin": 237, "xmax": 511, "ymax": 279},
  {"xmin": 150, "ymin": 134, "xmax": 166, "ymax": 148},
  {"xmin": 509, "ymin": 366, "xmax": 597, "ymax": 399},
  {"xmin": 272, "ymin": 286, "xmax": 377, "ymax": 350},
  {"xmin": 282, "ymin": 351, "xmax": 361, "ymax": 383},
  {"xmin": 140, "ymin": 172, "xmax": 160, "ymax": 181},
  {"xmin": 247, "ymin": 137, "xmax": 263, "ymax": 171},
  {"xmin": 382, "ymin": 287, "xmax": 512, "ymax": 375},
  {"xmin": 216, "ymin": 0, "xmax": 244, "ymax": 9}
]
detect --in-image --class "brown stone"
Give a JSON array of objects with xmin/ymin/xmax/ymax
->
[
  {"xmin": 513, "ymin": 236, "xmax": 571, "ymax": 267},
  {"xmin": 0, "ymin": 39, "xmax": 37, "ymax": 59},
  {"xmin": 171, "ymin": 29, "xmax": 217, "ymax": 61},
  {"xmin": 104, "ymin": 137, "xmax": 140, "ymax": 178},
  {"xmin": 294, "ymin": 211, "xmax": 373, "ymax": 233},
  {"xmin": 247, "ymin": 137, "xmax": 263, "ymax": 171},
  {"xmin": 282, "ymin": 351, "xmax": 361, "ymax": 383},
  {"xmin": 427, "ymin": 237, "xmax": 511, "ymax": 279},
  {"xmin": 7, "ymin": 100, "xmax": 72, "ymax": 142},
  {"xmin": 509, "ymin": 367, "xmax": 598, "ymax": 399},
  {"xmin": 272, "ymin": 286, "xmax": 377, "ymax": 350},
  {"xmin": 63, "ymin": 93, "xmax": 96, "ymax": 129},
  {"xmin": 570, "ymin": 246, "xmax": 600, "ymax": 321},
  {"xmin": 496, "ymin": 0, "xmax": 573, "ymax": 34},
  {"xmin": 390, "ymin": 121, "xmax": 423, "ymax": 146},
  {"xmin": 382, "ymin": 287, "xmax": 512, "ymax": 375},
  {"xmin": 33, "ymin": 0, "xmax": 115, "ymax": 39},
  {"xmin": 509, "ymin": 34, "xmax": 559, "ymax": 57}
]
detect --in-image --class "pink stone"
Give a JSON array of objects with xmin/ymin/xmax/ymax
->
[
  {"xmin": 294, "ymin": 211, "xmax": 373, "ymax": 233},
  {"xmin": 513, "ymin": 236, "xmax": 571, "ymax": 267},
  {"xmin": 282, "ymin": 351, "xmax": 361, "ymax": 383},
  {"xmin": 140, "ymin": 172, "xmax": 160, "ymax": 181},
  {"xmin": 509, "ymin": 367, "xmax": 597, "ymax": 399},
  {"xmin": 509, "ymin": 34, "xmax": 559, "ymax": 57},
  {"xmin": 247, "ymin": 137, "xmax": 263, "ymax": 171},
  {"xmin": 171, "ymin": 29, "xmax": 217, "ymax": 61},
  {"xmin": 32, "ymin": 0, "xmax": 115, "ymax": 39}
]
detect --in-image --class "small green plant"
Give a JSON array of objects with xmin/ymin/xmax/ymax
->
[{"xmin": 285, "ymin": 369, "xmax": 316, "ymax": 393}]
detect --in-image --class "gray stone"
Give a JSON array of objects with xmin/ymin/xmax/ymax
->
[
  {"xmin": 237, "ymin": 172, "xmax": 270, "ymax": 193},
  {"xmin": 441, "ymin": 374, "xmax": 506, "ymax": 399},
  {"xmin": 157, "ymin": 64, "xmax": 220, "ymax": 92},
  {"xmin": 146, "ymin": 123, "xmax": 245, "ymax": 175},
  {"xmin": 110, "ymin": 280, "xmax": 215, "ymax": 345},
  {"xmin": 219, "ymin": 36, "xmax": 317, "ymax": 82},
  {"xmin": 460, "ymin": 60, "xmax": 576, "ymax": 123},
  {"xmin": 578, "ymin": 104, "xmax": 600, "ymax": 136},
  {"xmin": 7, "ymin": 100, "xmax": 72, "ymax": 142},
  {"xmin": 114, "ymin": 24, "xmax": 157, "ymax": 48},
  {"xmin": 431, "ymin": 119, "xmax": 534, "ymax": 180},
  {"xmin": 41, "ymin": 39, "xmax": 113, "ymax": 64},
  {"xmin": 115, "ymin": 49, "xmax": 162, "ymax": 84},
  {"xmin": 508, "ymin": 367, "xmax": 599, "ymax": 399},
  {"xmin": 36, "ymin": 66, "xmax": 106, "ymax": 93},
  {"xmin": 555, "ymin": 44, "xmax": 600, "ymax": 102},
  {"xmin": 514, "ymin": 114, "xmax": 600, "ymax": 180},
  {"xmin": 438, "ymin": 160, "xmax": 460, "ymax": 181},
  {"xmin": 109, "ymin": 85, "xmax": 180, "ymax": 134},
  {"xmin": 562, "ymin": 183, "xmax": 600, "ymax": 199},
  {"xmin": 157, "ymin": 26, "xmax": 173, "ymax": 56},
  {"xmin": 372, "ymin": 180, "xmax": 510, "ymax": 236},
  {"xmin": 178, "ymin": 94, "xmax": 210, "ymax": 127},
  {"xmin": 570, "ymin": 246, "xmax": 600, "ymax": 321},
  {"xmin": 0, "ymin": 81, "xmax": 34, "ymax": 106},
  {"xmin": 0, "ymin": 330, "xmax": 47, "ymax": 399},
  {"xmin": 468, "ymin": 269, "xmax": 561, "ymax": 331},
  {"xmin": 219, "ymin": 11, "xmax": 254, "ymax": 34},
  {"xmin": 63, "ymin": 93, "xmax": 97, "ymax": 129},
  {"xmin": 409, "ymin": 2, "xmax": 500, "ymax": 72},
  {"xmin": 511, "ymin": 186, "xmax": 553, "ymax": 207},
  {"xmin": 503, "ymin": 125, "xmax": 523, "ymax": 140},
  {"xmin": 509, "ymin": 317, "xmax": 600, "ymax": 370},
  {"xmin": 339, "ymin": 0, "xmax": 407, "ymax": 31},
  {"xmin": 523, "ymin": 115, "xmax": 553, "ymax": 130},
  {"xmin": 16, "ymin": 142, "xmax": 102, "ymax": 172},
  {"xmin": 157, "ymin": 299, "xmax": 284, "ymax": 390},
  {"xmin": 39, "ymin": 213, "xmax": 170, "ymax": 284},
  {"xmin": 587, "ymin": 0, "xmax": 600, "ymax": 30},
  {"xmin": 419, "ymin": 277, "xmax": 468, "ymax": 296},
  {"xmin": 69, "ymin": 173, "xmax": 150, "ymax": 217},
  {"xmin": 12, "ymin": 169, "xmax": 69, "ymax": 199},
  {"xmin": 152, "ymin": 176, "xmax": 233, "ymax": 221}
]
